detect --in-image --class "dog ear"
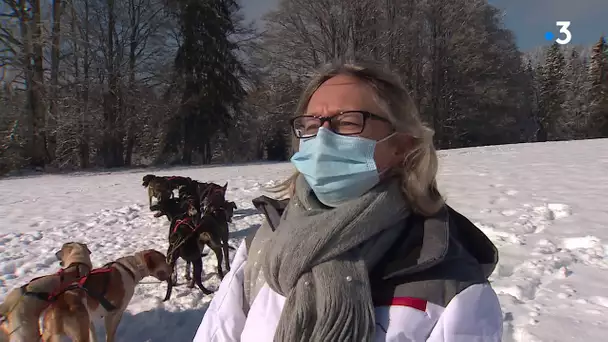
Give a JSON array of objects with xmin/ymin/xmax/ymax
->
[
  {"xmin": 222, "ymin": 182, "xmax": 227, "ymax": 191},
  {"xmin": 55, "ymin": 249, "xmax": 64, "ymax": 261},
  {"xmin": 144, "ymin": 250, "xmax": 167, "ymax": 269},
  {"xmin": 143, "ymin": 250, "xmax": 157, "ymax": 270},
  {"xmin": 231, "ymin": 202, "xmax": 237, "ymax": 209},
  {"xmin": 81, "ymin": 243, "xmax": 92, "ymax": 255},
  {"xmin": 55, "ymin": 243, "xmax": 70, "ymax": 263}
]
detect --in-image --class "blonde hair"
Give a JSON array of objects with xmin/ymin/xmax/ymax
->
[{"xmin": 269, "ymin": 60, "xmax": 444, "ymax": 216}]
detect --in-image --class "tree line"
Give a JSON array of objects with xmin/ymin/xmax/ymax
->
[{"xmin": 1, "ymin": 0, "xmax": 607, "ymax": 175}]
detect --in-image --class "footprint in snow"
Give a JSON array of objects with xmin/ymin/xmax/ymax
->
[
  {"xmin": 547, "ymin": 203, "xmax": 572, "ymax": 219},
  {"xmin": 533, "ymin": 239, "xmax": 559, "ymax": 255},
  {"xmin": 588, "ymin": 296, "xmax": 608, "ymax": 308},
  {"xmin": 561, "ymin": 235, "xmax": 602, "ymax": 250},
  {"xmin": 501, "ymin": 209, "xmax": 518, "ymax": 217}
]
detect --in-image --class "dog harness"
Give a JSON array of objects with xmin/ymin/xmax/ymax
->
[
  {"xmin": 172, "ymin": 216, "xmax": 197, "ymax": 235},
  {"xmin": 167, "ymin": 216, "xmax": 202, "ymax": 261},
  {"xmin": 166, "ymin": 205, "xmax": 227, "ymax": 262},
  {"xmin": 20, "ymin": 262, "xmax": 138, "ymax": 312},
  {"xmin": 19, "ymin": 262, "xmax": 90, "ymax": 302},
  {"xmin": 50, "ymin": 267, "xmax": 118, "ymax": 311},
  {"xmin": 163, "ymin": 183, "xmax": 229, "ymax": 262},
  {"xmin": 0, "ymin": 264, "xmax": 87, "ymax": 331}
]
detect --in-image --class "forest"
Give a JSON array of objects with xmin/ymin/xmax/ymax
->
[{"xmin": 1, "ymin": 0, "xmax": 607, "ymax": 175}]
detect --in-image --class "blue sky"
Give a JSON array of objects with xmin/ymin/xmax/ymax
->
[
  {"xmin": 488, "ymin": 0, "xmax": 607, "ymax": 50},
  {"xmin": 241, "ymin": 0, "xmax": 607, "ymax": 51}
]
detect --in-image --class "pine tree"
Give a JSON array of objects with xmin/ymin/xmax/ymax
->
[
  {"xmin": 587, "ymin": 36, "xmax": 608, "ymax": 138},
  {"xmin": 537, "ymin": 43, "xmax": 566, "ymax": 141},
  {"xmin": 521, "ymin": 59, "xmax": 540, "ymax": 141},
  {"xmin": 562, "ymin": 48, "xmax": 589, "ymax": 138},
  {"xmin": 163, "ymin": 0, "xmax": 246, "ymax": 164}
]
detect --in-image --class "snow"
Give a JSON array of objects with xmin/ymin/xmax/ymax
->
[{"xmin": 1, "ymin": 139, "xmax": 607, "ymax": 341}]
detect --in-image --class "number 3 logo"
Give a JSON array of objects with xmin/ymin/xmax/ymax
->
[{"xmin": 556, "ymin": 21, "xmax": 572, "ymax": 45}]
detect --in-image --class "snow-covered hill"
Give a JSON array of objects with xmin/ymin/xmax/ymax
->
[{"xmin": 1, "ymin": 139, "xmax": 607, "ymax": 341}]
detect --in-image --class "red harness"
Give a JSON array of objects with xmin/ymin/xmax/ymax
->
[
  {"xmin": 172, "ymin": 216, "xmax": 197, "ymax": 234},
  {"xmin": 165, "ymin": 186, "xmax": 226, "ymax": 259},
  {"xmin": 20, "ymin": 266, "xmax": 119, "ymax": 312},
  {"xmin": 65, "ymin": 268, "xmax": 114, "ymax": 294},
  {"xmin": 47, "ymin": 267, "xmax": 117, "ymax": 310},
  {"xmin": 19, "ymin": 263, "xmax": 87, "ymax": 302}
]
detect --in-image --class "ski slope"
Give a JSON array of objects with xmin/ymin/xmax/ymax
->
[{"xmin": 1, "ymin": 139, "xmax": 607, "ymax": 342}]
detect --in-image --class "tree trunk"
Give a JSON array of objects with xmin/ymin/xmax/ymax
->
[
  {"xmin": 79, "ymin": 0, "xmax": 91, "ymax": 168},
  {"xmin": 204, "ymin": 140, "xmax": 212, "ymax": 164},
  {"xmin": 181, "ymin": 112, "xmax": 196, "ymax": 164},
  {"xmin": 22, "ymin": 0, "xmax": 47, "ymax": 168},
  {"xmin": 536, "ymin": 124, "xmax": 548, "ymax": 142},
  {"xmin": 124, "ymin": 0, "xmax": 139, "ymax": 166},
  {"xmin": 48, "ymin": 0, "xmax": 63, "ymax": 163},
  {"xmin": 102, "ymin": 0, "xmax": 123, "ymax": 168}
]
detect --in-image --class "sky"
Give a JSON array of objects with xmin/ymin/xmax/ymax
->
[
  {"xmin": 241, "ymin": 0, "xmax": 607, "ymax": 51},
  {"xmin": 488, "ymin": 0, "xmax": 607, "ymax": 50}
]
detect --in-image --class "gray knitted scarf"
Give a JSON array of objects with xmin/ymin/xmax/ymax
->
[{"xmin": 261, "ymin": 174, "xmax": 410, "ymax": 342}]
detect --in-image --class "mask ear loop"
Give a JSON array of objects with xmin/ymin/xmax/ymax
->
[
  {"xmin": 376, "ymin": 131, "xmax": 399, "ymax": 145},
  {"xmin": 375, "ymin": 132, "xmax": 401, "ymax": 179}
]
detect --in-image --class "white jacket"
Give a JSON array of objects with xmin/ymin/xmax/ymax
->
[{"xmin": 193, "ymin": 241, "xmax": 503, "ymax": 342}]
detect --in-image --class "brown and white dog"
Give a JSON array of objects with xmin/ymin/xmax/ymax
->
[
  {"xmin": 0, "ymin": 242, "xmax": 93, "ymax": 342},
  {"xmin": 142, "ymin": 175, "xmax": 195, "ymax": 211},
  {"xmin": 142, "ymin": 174, "xmax": 175, "ymax": 209},
  {"xmin": 40, "ymin": 249, "xmax": 171, "ymax": 342}
]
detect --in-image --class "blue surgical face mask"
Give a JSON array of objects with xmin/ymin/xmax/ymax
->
[{"xmin": 290, "ymin": 127, "xmax": 395, "ymax": 207}]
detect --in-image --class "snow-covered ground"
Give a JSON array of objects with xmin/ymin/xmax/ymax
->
[{"xmin": 1, "ymin": 139, "xmax": 607, "ymax": 341}]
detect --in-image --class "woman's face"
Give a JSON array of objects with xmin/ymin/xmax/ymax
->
[{"xmin": 305, "ymin": 74, "xmax": 410, "ymax": 173}]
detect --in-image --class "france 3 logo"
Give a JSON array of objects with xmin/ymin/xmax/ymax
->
[{"xmin": 545, "ymin": 21, "xmax": 572, "ymax": 45}]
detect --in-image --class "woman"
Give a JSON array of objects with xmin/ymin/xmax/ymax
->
[{"xmin": 193, "ymin": 61, "xmax": 503, "ymax": 341}]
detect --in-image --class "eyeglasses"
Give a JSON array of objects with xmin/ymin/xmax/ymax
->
[{"xmin": 289, "ymin": 111, "xmax": 392, "ymax": 139}]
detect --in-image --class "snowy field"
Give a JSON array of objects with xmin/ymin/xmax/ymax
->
[{"xmin": 1, "ymin": 139, "xmax": 607, "ymax": 341}]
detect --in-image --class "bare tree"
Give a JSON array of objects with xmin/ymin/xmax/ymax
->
[
  {"xmin": 47, "ymin": 0, "xmax": 63, "ymax": 162},
  {"xmin": 1, "ymin": 0, "xmax": 48, "ymax": 167},
  {"xmin": 1, "ymin": 0, "xmax": 603, "ymax": 175}
]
